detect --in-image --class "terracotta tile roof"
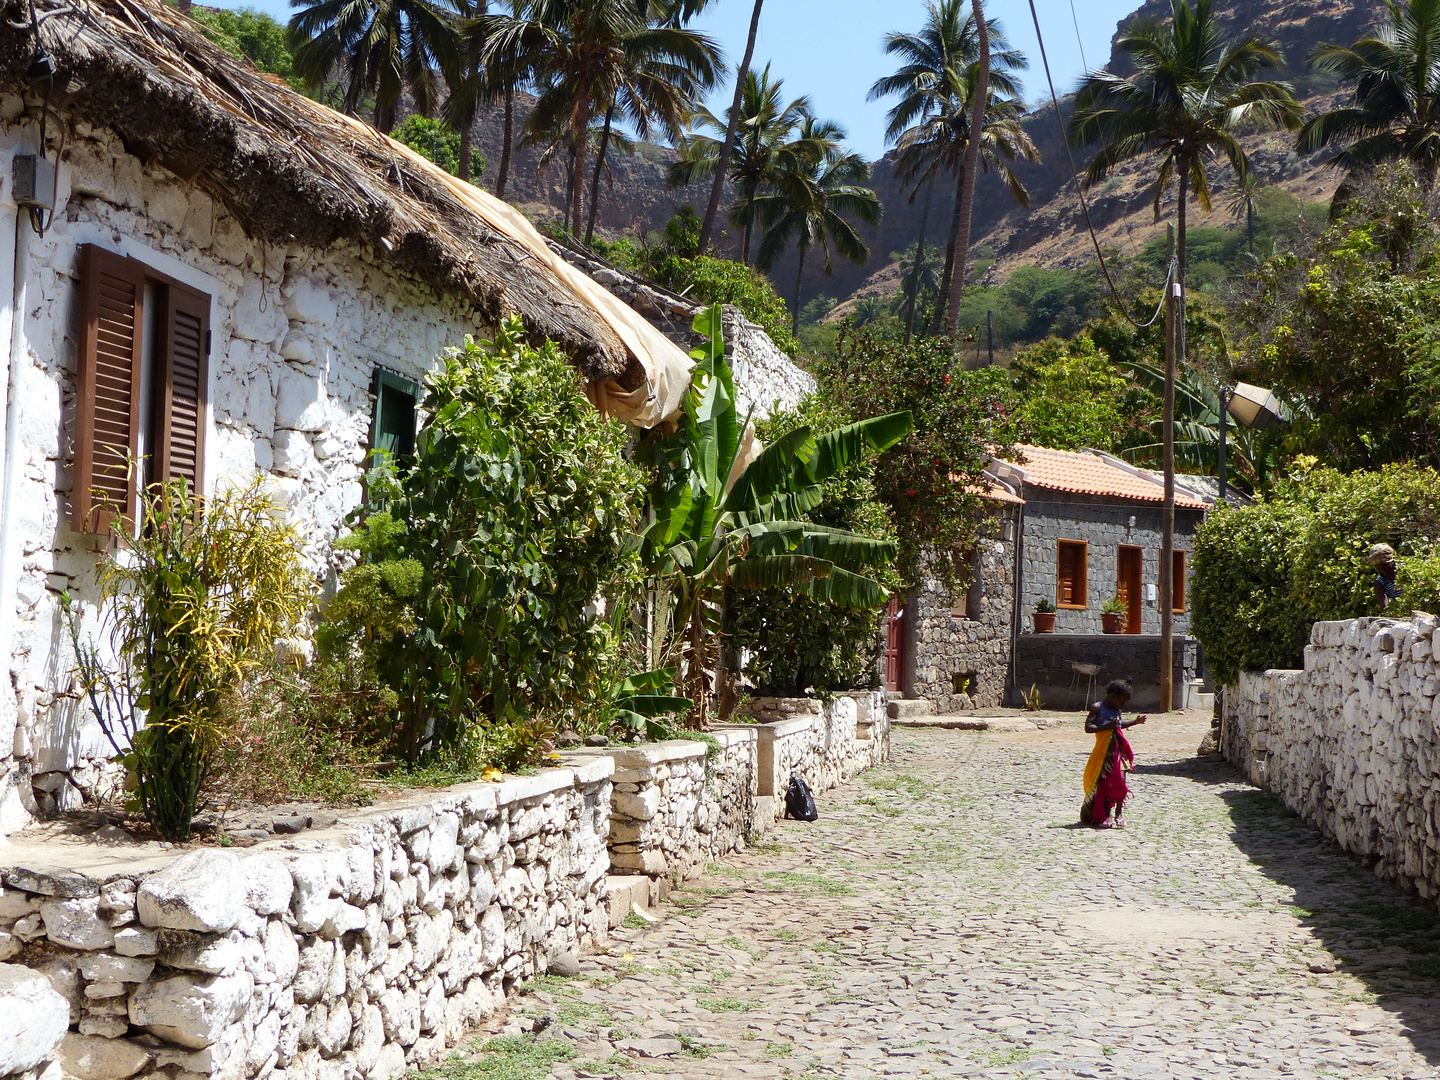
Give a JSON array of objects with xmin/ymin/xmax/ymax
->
[
  {"xmin": 975, "ymin": 480, "xmax": 1025, "ymax": 505},
  {"xmin": 1002, "ymin": 445, "xmax": 1210, "ymax": 510}
]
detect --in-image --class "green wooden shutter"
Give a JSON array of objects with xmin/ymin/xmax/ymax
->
[{"xmin": 370, "ymin": 368, "xmax": 421, "ymax": 464}]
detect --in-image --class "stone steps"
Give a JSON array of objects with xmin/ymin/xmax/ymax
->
[
  {"xmin": 606, "ymin": 875, "xmax": 660, "ymax": 929},
  {"xmin": 887, "ymin": 698, "xmax": 936, "ymax": 720}
]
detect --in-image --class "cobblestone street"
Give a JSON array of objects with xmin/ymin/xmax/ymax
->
[{"xmin": 457, "ymin": 715, "xmax": 1440, "ymax": 1079}]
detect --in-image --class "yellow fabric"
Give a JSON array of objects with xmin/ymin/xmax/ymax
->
[
  {"xmin": 1082, "ymin": 731, "xmax": 1111, "ymax": 800},
  {"xmin": 340, "ymin": 118, "xmax": 695, "ymax": 428}
]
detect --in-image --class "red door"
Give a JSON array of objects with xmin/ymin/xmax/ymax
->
[{"xmin": 884, "ymin": 597, "xmax": 904, "ymax": 691}]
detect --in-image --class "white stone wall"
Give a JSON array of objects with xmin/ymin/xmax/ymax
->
[
  {"xmin": 0, "ymin": 111, "xmax": 492, "ymax": 835},
  {"xmin": 589, "ymin": 728, "xmax": 758, "ymax": 881},
  {"xmin": 1222, "ymin": 616, "xmax": 1440, "ymax": 905},
  {"xmin": 0, "ymin": 761, "xmax": 612, "ymax": 1080}
]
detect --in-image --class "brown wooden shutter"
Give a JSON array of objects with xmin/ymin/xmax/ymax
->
[
  {"xmin": 74, "ymin": 245, "xmax": 146, "ymax": 534},
  {"xmin": 157, "ymin": 283, "xmax": 209, "ymax": 495}
]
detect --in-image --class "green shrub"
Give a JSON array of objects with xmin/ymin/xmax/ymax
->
[
  {"xmin": 322, "ymin": 318, "xmax": 644, "ymax": 764},
  {"xmin": 93, "ymin": 478, "xmax": 312, "ymax": 840},
  {"xmin": 188, "ymin": 6, "xmax": 296, "ymax": 82},
  {"xmin": 1191, "ymin": 500, "xmax": 1311, "ymax": 686},
  {"xmin": 644, "ymin": 210, "xmax": 800, "ymax": 355},
  {"xmin": 725, "ymin": 396, "xmax": 900, "ymax": 696},
  {"xmin": 392, "ymin": 116, "xmax": 486, "ymax": 180},
  {"xmin": 1191, "ymin": 459, "xmax": 1440, "ymax": 683}
]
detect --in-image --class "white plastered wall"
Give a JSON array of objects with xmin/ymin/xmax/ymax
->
[{"xmin": 0, "ymin": 100, "xmax": 495, "ymax": 836}]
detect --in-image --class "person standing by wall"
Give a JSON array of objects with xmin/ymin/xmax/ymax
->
[{"xmin": 1370, "ymin": 544, "xmax": 1401, "ymax": 611}]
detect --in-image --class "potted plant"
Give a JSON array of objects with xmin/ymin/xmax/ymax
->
[
  {"xmin": 1101, "ymin": 595, "xmax": 1127, "ymax": 634},
  {"xmin": 1033, "ymin": 597, "xmax": 1057, "ymax": 634}
]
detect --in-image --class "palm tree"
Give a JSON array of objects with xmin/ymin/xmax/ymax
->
[
  {"xmin": 1070, "ymin": 0, "xmax": 1302, "ymax": 340},
  {"xmin": 700, "ymin": 0, "xmax": 765, "ymax": 252},
  {"xmin": 873, "ymin": 1, "xmax": 1034, "ymax": 337},
  {"xmin": 669, "ymin": 66, "xmax": 834, "ymax": 264},
  {"xmin": 948, "ymin": 0, "xmax": 989, "ymax": 337},
  {"xmin": 290, "ymin": 0, "xmax": 462, "ymax": 133},
  {"xmin": 1226, "ymin": 164, "xmax": 1261, "ymax": 256},
  {"xmin": 583, "ymin": 0, "xmax": 721, "ymax": 245},
  {"xmin": 1299, "ymin": 0, "xmax": 1440, "ymax": 189},
  {"xmin": 482, "ymin": 0, "xmax": 719, "ymax": 235},
  {"xmin": 753, "ymin": 120, "xmax": 882, "ymax": 333}
]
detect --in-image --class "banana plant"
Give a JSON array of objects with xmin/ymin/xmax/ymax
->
[
  {"xmin": 610, "ymin": 667, "xmax": 694, "ymax": 741},
  {"xmin": 643, "ymin": 304, "xmax": 913, "ymax": 726}
]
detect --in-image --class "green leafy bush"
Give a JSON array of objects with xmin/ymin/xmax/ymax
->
[
  {"xmin": 1191, "ymin": 500, "xmax": 1311, "ymax": 686},
  {"xmin": 323, "ymin": 318, "xmax": 644, "ymax": 764},
  {"xmin": 814, "ymin": 331, "xmax": 1019, "ymax": 589},
  {"xmin": 645, "ymin": 210, "xmax": 800, "ymax": 355},
  {"xmin": 725, "ymin": 396, "xmax": 901, "ymax": 696},
  {"xmin": 188, "ymin": 6, "xmax": 297, "ymax": 83},
  {"xmin": 94, "ymin": 478, "xmax": 312, "ymax": 840},
  {"xmin": 392, "ymin": 116, "xmax": 486, "ymax": 180},
  {"xmin": 1191, "ymin": 459, "xmax": 1440, "ymax": 683}
]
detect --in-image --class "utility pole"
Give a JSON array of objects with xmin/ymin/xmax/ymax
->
[
  {"xmin": 1217, "ymin": 389, "xmax": 1228, "ymax": 503},
  {"xmin": 1160, "ymin": 224, "xmax": 1176, "ymax": 713},
  {"xmin": 987, "ymin": 309, "xmax": 994, "ymax": 366}
]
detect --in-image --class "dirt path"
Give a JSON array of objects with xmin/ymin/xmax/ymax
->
[{"xmin": 440, "ymin": 715, "xmax": 1440, "ymax": 1079}]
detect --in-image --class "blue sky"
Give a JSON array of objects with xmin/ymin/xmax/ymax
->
[{"xmin": 215, "ymin": 0, "xmax": 1142, "ymax": 160}]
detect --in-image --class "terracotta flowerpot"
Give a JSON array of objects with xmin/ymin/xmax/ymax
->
[
  {"xmin": 1102, "ymin": 613, "xmax": 1124, "ymax": 634},
  {"xmin": 1033, "ymin": 611, "xmax": 1056, "ymax": 634}
]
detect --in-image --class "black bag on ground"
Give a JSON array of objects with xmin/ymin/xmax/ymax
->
[{"xmin": 785, "ymin": 774, "xmax": 819, "ymax": 822}]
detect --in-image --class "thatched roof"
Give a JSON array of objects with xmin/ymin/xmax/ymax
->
[{"xmin": 0, "ymin": 0, "xmax": 640, "ymax": 383}]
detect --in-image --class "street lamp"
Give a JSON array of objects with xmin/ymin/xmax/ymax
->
[{"xmin": 1218, "ymin": 381, "xmax": 1286, "ymax": 500}]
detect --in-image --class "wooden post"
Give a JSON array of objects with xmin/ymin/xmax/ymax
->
[{"xmin": 1160, "ymin": 224, "xmax": 1176, "ymax": 713}]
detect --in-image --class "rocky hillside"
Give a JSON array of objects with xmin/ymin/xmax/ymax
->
[
  {"xmin": 479, "ymin": 0, "xmax": 1377, "ymax": 308},
  {"xmin": 820, "ymin": 0, "xmax": 1375, "ymax": 312}
]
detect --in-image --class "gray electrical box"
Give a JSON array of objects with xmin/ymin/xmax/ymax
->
[{"xmin": 13, "ymin": 154, "xmax": 55, "ymax": 211}]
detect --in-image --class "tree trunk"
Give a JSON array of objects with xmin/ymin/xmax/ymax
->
[
  {"xmin": 458, "ymin": 116, "xmax": 475, "ymax": 183},
  {"xmin": 944, "ymin": 0, "xmax": 989, "ymax": 338},
  {"xmin": 930, "ymin": 166, "xmax": 965, "ymax": 336},
  {"xmin": 585, "ymin": 106, "xmax": 616, "ymax": 247},
  {"xmin": 792, "ymin": 247, "xmax": 807, "ymax": 334},
  {"xmin": 904, "ymin": 178, "xmax": 935, "ymax": 345},
  {"xmin": 1246, "ymin": 200, "xmax": 1254, "ymax": 255},
  {"xmin": 740, "ymin": 184, "xmax": 757, "ymax": 264},
  {"xmin": 700, "ymin": 0, "xmax": 765, "ymax": 252},
  {"xmin": 496, "ymin": 91, "xmax": 514, "ymax": 198},
  {"xmin": 570, "ymin": 97, "xmax": 592, "ymax": 236}
]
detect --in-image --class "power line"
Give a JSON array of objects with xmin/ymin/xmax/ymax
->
[
  {"xmin": 1068, "ymin": 0, "xmax": 1088, "ymax": 72},
  {"xmin": 1025, "ymin": 0, "xmax": 1169, "ymax": 330}
]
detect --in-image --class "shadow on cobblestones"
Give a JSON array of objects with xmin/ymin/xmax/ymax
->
[{"xmin": 1218, "ymin": 784, "xmax": 1440, "ymax": 1068}]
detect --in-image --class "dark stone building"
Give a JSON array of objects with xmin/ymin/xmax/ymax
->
[{"xmin": 896, "ymin": 446, "xmax": 1216, "ymax": 713}]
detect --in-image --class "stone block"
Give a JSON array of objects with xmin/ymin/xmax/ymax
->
[
  {"xmin": 58, "ymin": 1034, "xmax": 152, "ymax": 1080},
  {"xmin": 75, "ymin": 953, "xmax": 154, "ymax": 984},
  {"xmin": 128, "ymin": 971, "xmax": 253, "ymax": 1049},
  {"xmin": 41, "ymin": 896, "xmax": 114, "ymax": 951},
  {"xmin": 613, "ymin": 788, "xmax": 660, "ymax": 821},
  {"xmin": 136, "ymin": 851, "xmax": 245, "ymax": 933},
  {"xmin": 0, "ymin": 962, "xmax": 70, "ymax": 1074}
]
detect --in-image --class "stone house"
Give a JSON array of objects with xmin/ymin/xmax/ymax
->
[
  {"xmin": 0, "ymin": 0, "xmax": 809, "ymax": 837},
  {"xmin": 898, "ymin": 445, "xmax": 1215, "ymax": 713}
]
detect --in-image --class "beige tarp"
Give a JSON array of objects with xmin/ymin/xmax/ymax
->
[{"xmin": 362, "ymin": 125, "xmax": 695, "ymax": 428}]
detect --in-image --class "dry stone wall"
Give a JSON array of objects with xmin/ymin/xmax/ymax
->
[
  {"xmin": 0, "ymin": 698, "xmax": 891, "ymax": 1076},
  {"xmin": 1222, "ymin": 616, "xmax": 1440, "ymax": 906},
  {"xmin": 0, "ymin": 761, "xmax": 612, "ymax": 1080}
]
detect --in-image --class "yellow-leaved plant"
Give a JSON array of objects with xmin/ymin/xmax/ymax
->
[{"xmin": 99, "ymin": 477, "xmax": 312, "ymax": 840}]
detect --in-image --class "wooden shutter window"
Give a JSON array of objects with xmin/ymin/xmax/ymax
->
[
  {"xmin": 73, "ymin": 244, "xmax": 211, "ymax": 534},
  {"xmin": 1172, "ymin": 550, "xmax": 1187, "ymax": 613},
  {"xmin": 75, "ymin": 246, "xmax": 146, "ymax": 534},
  {"xmin": 370, "ymin": 368, "xmax": 421, "ymax": 464},
  {"xmin": 157, "ymin": 284, "xmax": 209, "ymax": 494},
  {"xmin": 1057, "ymin": 540, "xmax": 1088, "ymax": 609}
]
